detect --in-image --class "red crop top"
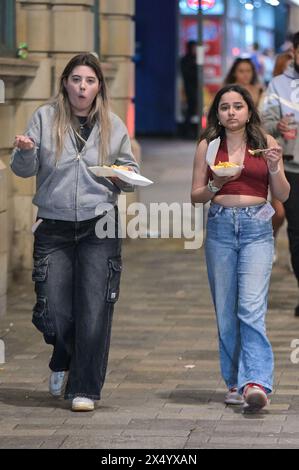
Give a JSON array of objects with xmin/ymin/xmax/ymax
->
[{"xmin": 207, "ymin": 138, "xmax": 269, "ymax": 199}]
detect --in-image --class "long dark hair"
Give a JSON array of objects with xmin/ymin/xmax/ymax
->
[
  {"xmin": 224, "ymin": 58, "xmax": 259, "ymax": 86},
  {"xmin": 200, "ymin": 84, "xmax": 267, "ymax": 150},
  {"xmin": 49, "ymin": 53, "xmax": 111, "ymax": 164}
]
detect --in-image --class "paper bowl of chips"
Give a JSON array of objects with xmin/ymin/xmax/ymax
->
[{"xmin": 210, "ymin": 161, "xmax": 242, "ymax": 177}]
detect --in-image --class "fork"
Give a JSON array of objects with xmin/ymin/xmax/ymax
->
[{"xmin": 248, "ymin": 148, "xmax": 270, "ymax": 156}]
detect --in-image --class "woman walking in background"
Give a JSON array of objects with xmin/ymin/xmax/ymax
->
[{"xmin": 224, "ymin": 58, "xmax": 264, "ymax": 107}]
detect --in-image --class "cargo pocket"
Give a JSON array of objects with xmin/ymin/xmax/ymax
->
[
  {"xmin": 106, "ymin": 256, "xmax": 122, "ymax": 303},
  {"xmin": 32, "ymin": 296, "xmax": 55, "ymax": 345},
  {"xmin": 32, "ymin": 256, "xmax": 49, "ymax": 283},
  {"xmin": 32, "ymin": 256, "xmax": 55, "ymax": 344}
]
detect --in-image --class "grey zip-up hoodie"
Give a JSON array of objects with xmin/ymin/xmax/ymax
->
[
  {"xmin": 262, "ymin": 64, "xmax": 299, "ymax": 173},
  {"xmin": 11, "ymin": 104, "xmax": 140, "ymax": 221}
]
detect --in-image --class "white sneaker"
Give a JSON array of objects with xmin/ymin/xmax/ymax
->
[
  {"xmin": 49, "ymin": 371, "xmax": 68, "ymax": 397},
  {"xmin": 72, "ymin": 397, "xmax": 95, "ymax": 412},
  {"xmin": 224, "ymin": 387, "xmax": 244, "ymax": 405}
]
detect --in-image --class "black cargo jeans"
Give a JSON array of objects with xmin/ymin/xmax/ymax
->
[{"xmin": 32, "ymin": 209, "xmax": 121, "ymax": 400}]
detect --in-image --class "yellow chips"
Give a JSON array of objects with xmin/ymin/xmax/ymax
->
[
  {"xmin": 212, "ymin": 161, "xmax": 239, "ymax": 169},
  {"xmin": 111, "ymin": 165, "xmax": 130, "ymax": 170},
  {"xmin": 104, "ymin": 164, "xmax": 130, "ymax": 171}
]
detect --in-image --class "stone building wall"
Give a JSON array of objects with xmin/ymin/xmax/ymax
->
[{"xmin": 0, "ymin": 0, "xmax": 138, "ymax": 316}]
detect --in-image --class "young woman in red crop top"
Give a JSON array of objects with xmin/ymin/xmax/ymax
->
[{"xmin": 191, "ymin": 85, "xmax": 290, "ymax": 413}]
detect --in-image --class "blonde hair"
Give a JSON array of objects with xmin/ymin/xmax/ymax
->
[{"xmin": 49, "ymin": 53, "xmax": 111, "ymax": 165}]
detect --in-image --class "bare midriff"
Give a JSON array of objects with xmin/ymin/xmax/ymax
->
[{"xmin": 213, "ymin": 194, "xmax": 266, "ymax": 208}]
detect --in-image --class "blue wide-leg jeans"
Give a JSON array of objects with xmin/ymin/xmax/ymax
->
[{"xmin": 205, "ymin": 203, "xmax": 274, "ymax": 394}]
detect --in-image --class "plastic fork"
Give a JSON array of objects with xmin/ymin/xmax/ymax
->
[{"xmin": 248, "ymin": 148, "xmax": 270, "ymax": 156}]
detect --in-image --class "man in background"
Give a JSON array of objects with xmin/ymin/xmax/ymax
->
[
  {"xmin": 262, "ymin": 31, "xmax": 299, "ymax": 317},
  {"xmin": 181, "ymin": 40, "xmax": 197, "ymax": 138}
]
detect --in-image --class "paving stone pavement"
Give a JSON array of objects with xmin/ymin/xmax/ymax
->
[{"xmin": 1, "ymin": 139, "xmax": 299, "ymax": 449}]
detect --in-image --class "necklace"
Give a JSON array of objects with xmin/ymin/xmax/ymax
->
[
  {"xmin": 73, "ymin": 116, "xmax": 93, "ymax": 152},
  {"xmin": 78, "ymin": 117, "xmax": 88, "ymax": 130}
]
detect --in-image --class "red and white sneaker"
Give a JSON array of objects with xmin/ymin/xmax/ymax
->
[
  {"xmin": 243, "ymin": 383, "xmax": 269, "ymax": 412},
  {"xmin": 224, "ymin": 387, "xmax": 244, "ymax": 405}
]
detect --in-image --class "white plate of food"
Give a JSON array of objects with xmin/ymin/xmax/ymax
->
[
  {"xmin": 88, "ymin": 165, "xmax": 154, "ymax": 186},
  {"xmin": 210, "ymin": 161, "xmax": 242, "ymax": 177}
]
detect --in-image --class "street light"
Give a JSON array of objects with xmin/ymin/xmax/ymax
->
[
  {"xmin": 245, "ymin": 0, "xmax": 254, "ymax": 10},
  {"xmin": 240, "ymin": 0, "xmax": 280, "ymax": 6}
]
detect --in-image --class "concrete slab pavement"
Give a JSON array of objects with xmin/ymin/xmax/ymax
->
[{"xmin": 0, "ymin": 139, "xmax": 299, "ymax": 449}]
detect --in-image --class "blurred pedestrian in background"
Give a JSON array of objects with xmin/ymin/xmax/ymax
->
[
  {"xmin": 262, "ymin": 32, "xmax": 299, "ymax": 317},
  {"xmin": 264, "ymin": 50, "xmax": 294, "ymax": 263},
  {"xmin": 260, "ymin": 48, "xmax": 275, "ymax": 87},
  {"xmin": 224, "ymin": 58, "xmax": 264, "ymax": 107},
  {"xmin": 250, "ymin": 42, "xmax": 264, "ymax": 81},
  {"xmin": 181, "ymin": 40, "xmax": 198, "ymax": 138}
]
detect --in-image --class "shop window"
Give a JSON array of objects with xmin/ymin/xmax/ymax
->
[
  {"xmin": 179, "ymin": 0, "xmax": 224, "ymax": 16},
  {"xmin": 0, "ymin": 0, "xmax": 15, "ymax": 56},
  {"xmin": 256, "ymin": 4, "xmax": 274, "ymax": 28},
  {"xmin": 256, "ymin": 30, "xmax": 274, "ymax": 50}
]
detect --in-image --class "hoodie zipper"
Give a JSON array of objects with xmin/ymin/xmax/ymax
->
[
  {"xmin": 71, "ymin": 124, "xmax": 87, "ymax": 222},
  {"xmin": 74, "ymin": 151, "xmax": 81, "ymax": 222},
  {"xmin": 72, "ymin": 123, "xmax": 95, "ymax": 222}
]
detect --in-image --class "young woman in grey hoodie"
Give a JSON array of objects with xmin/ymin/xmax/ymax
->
[{"xmin": 11, "ymin": 53, "xmax": 139, "ymax": 411}]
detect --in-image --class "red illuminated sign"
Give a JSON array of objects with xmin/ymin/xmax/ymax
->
[{"xmin": 187, "ymin": 0, "xmax": 216, "ymax": 10}]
